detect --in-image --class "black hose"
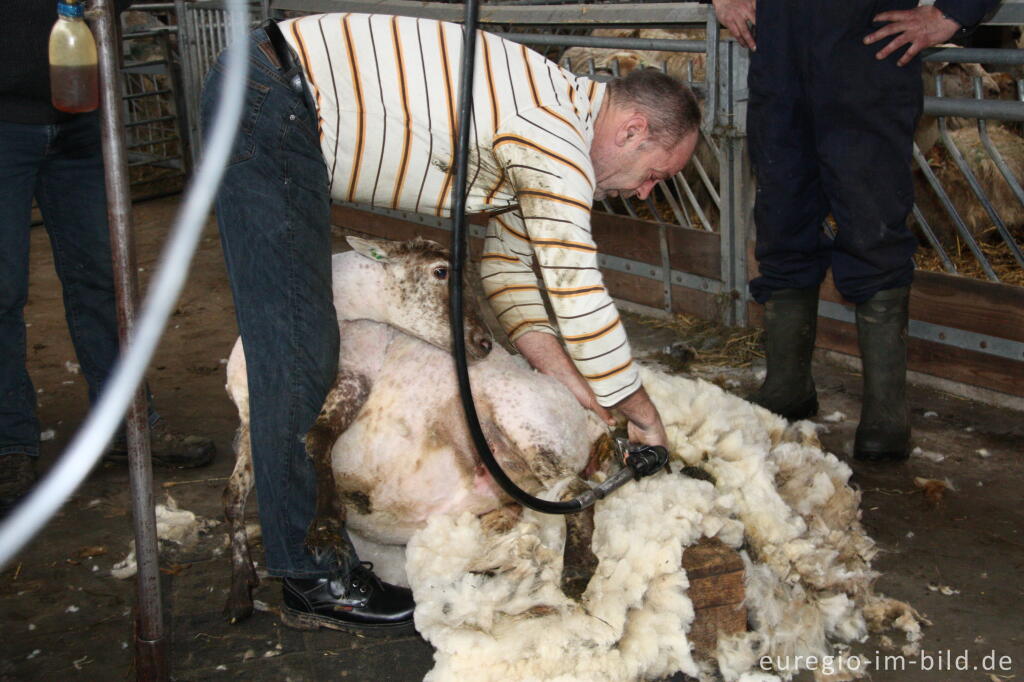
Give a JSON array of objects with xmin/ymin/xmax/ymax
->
[{"xmin": 448, "ymin": 0, "xmax": 586, "ymax": 514}]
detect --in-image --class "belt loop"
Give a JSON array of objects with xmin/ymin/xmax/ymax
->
[{"xmin": 264, "ymin": 19, "xmax": 307, "ymax": 96}]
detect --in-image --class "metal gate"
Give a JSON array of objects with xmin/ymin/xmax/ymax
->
[{"xmin": 175, "ymin": 0, "xmax": 1024, "ymax": 398}]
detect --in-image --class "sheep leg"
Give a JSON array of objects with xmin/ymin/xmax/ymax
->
[
  {"xmin": 304, "ymin": 370, "xmax": 370, "ymax": 562},
  {"xmin": 519, "ymin": 446, "xmax": 599, "ymax": 601},
  {"xmin": 223, "ymin": 422, "xmax": 259, "ymax": 623},
  {"xmin": 559, "ymin": 478, "xmax": 599, "ymax": 601}
]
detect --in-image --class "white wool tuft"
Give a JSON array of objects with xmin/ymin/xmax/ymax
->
[{"xmin": 402, "ymin": 365, "xmax": 918, "ymax": 681}]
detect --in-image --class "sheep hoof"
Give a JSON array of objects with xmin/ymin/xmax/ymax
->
[{"xmin": 560, "ymin": 570, "xmax": 592, "ymax": 602}]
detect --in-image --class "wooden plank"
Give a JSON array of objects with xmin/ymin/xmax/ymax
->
[
  {"xmin": 591, "ymin": 212, "xmax": 661, "ymax": 265},
  {"xmin": 330, "ymin": 204, "xmax": 485, "ymax": 259},
  {"xmin": 820, "ymin": 272, "xmax": 1024, "ymax": 343},
  {"xmin": 816, "ymin": 317, "xmax": 1024, "ymax": 398},
  {"xmin": 911, "ymin": 271, "xmax": 1024, "ymax": 344},
  {"xmin": 667, "ymin": 224, "xmax": 721, "ymax": 280},
  {"xmin": 602, "ymin": 269, "xmax": 664, "ymax": 310},
  {"xmin": 671, "ymin": 285, "xmax": 722, "ymax": 320},
  {"xmin": 682, "ymin": 537, "xmax": 746, "ymax": 660}
]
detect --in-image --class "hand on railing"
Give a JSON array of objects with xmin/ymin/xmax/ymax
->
[
  {"xmin": 864, "ymin": 5, "xmax": 961, "ymax": 67},
  {"xmin": 710, "ymin": 0, "xmax": 756, "ymax": 51}
]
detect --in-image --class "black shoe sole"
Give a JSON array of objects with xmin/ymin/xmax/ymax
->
[
  {"xmin": 853, "ymin": 448, "xmax": 910, "ymax": 463},
  {"xmin": 280, "ymin": 605, "xmax": 417, "ymax": 638}
]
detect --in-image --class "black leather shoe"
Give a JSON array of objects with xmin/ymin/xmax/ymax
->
[{"xmin": 281, "ymin": 563, "xmax": 416, "ymax": 636}]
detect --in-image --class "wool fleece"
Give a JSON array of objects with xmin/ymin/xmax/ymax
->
[{"xmin": 401, "ymin": 367, "xmax": 921, "ymax": 681}]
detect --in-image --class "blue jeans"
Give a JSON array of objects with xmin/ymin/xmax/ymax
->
[
  {"xmin": 201, "ymin": 28, "xmax": 354, "ymax": 579},
  {"xmin": 0, "ymin": 113, "xmax": 124, "ymax": 458}
]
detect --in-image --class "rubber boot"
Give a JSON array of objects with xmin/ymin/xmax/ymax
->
[
  {"xmin": 748, "ymin": 287, "xmax": 820, "ymax": 421},
  {"xmin": 854, "ymin": 286, "xmax": 911, "ymax": 462}
]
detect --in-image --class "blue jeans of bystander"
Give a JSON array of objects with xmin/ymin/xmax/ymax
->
[{"xmin": 0, "ymin": 113, "xmax": 123, "ymax": 459}]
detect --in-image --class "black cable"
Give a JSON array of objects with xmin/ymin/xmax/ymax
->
[
  {"xmin": 448, "ymin": 0, "xmax": 669, "ymax": 514},
  {"xmin": 448, "ymin": 0, "xmax": 586, "ymax": 514}
]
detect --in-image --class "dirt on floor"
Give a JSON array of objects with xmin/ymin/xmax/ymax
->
[{"xmin": 1, "ymin": 196, "xmax": 1022, "ymax": 681}]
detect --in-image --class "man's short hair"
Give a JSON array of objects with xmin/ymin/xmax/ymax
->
[{"xmin": 608, "ymin": 69, "xmax": 701, "ymax": 147}]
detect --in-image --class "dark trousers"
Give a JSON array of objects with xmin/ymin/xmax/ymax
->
[
  {"xmin": 201, "ymin": 29, "xmax": 354, "ymax": 579},
  {"xmin": 0, "ymin": 113, "xmax": 122, "ymax": 457},
  {"xmin": 747, "ymin": 0, "xmax": 921, "ymax": 304}
]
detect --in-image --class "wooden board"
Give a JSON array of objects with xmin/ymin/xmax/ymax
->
[{"xmin": 683, "ymin": 537, "xmax": 746, "ymax": 659}]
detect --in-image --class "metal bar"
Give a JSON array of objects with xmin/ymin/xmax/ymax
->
[
  {"xmin": 126, "ymin": 115, "xmax": 178, "ymax": 127},
  {"xmin": 923, "ymin": 95, "xmax": 1024, "ymax": 122},
  {"xmin": 974, "ymin": 83, "xmax": 1024, "ymax": 267},
  {"xmin": 655, "ymin": 221, "xmax": 673, "ymax": 312},
  {"xmin": 272, "ymin": 0, "xmax": 712, "ymax": 24},
  {"xmin": 937, "ymin": 98, "xmax": 1024, "ymax": 270},
  {"xmin": 922, "ymin": 46, "xmax": 1024, "ymax": 64},
  {"xmin": 122, "ymin": 88, "xmax": 174, "ymax": 100},
  {"xmin": 497, "ymin": 33, "xmax": 705, "ymax": 52},
  {"xmin": 676, "ymin": 173, "xmax": 714, "ymax": 231},
  {"xmin": 89, "ymin": 0, "xmax": 166, "ymax": 680},
  {"xmin": 334, "ymin": 200, "xmax": 726, "ymax": 292},
  {"xmin": 818, "ymin": 300, "xmax": 1024, "ymax": 362},
  {"xmin": 912, "ymin": 143, "xmax": 1000, "ymax": 281},
  {"xmin": 652, "ymin": 179, "xmax": 688, "ymax": 228},
  {"xmin": 688, "ymin": 151, "xmax": 720, "ymax": 210},
  {"xmin": 912, "ymin": 204, "xmax": 958, "ymax": 274},
  {"xmin": 704, "ymin": 7, "xmax": 718, "ymax": 134}
]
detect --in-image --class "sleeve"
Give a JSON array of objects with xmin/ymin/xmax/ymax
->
[
  {"xmin": 481, "ymin": 211, "xmax": 558, "ymax": 342},
  {"xmin": 489, "ymin": 106, "xmax": 642, "ymax": 407},
  {"xmin": 932, "ymin": 0, "xmax": 1000, "ymax": 28}
]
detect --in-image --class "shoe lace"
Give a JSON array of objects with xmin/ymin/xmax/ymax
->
[{"xmin": 348, "ymin": 561, "xmax": 382, "ymax": 596}]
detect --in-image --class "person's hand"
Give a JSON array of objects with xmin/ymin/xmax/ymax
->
[
  {"xmin": 864, "ymin": 5, "xmax": 960, "ymax": 67},
  {"xmin": 711, "ymin": 0, "xmax": 757, "ymax": 51},
  {"xmin": 614, "ymin": 387, "xmax": 668, "ymax": 449}
]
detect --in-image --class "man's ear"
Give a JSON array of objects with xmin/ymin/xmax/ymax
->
[{"xmin": 616, "ymin": 112, "xmax": 650, "ymax": 147}]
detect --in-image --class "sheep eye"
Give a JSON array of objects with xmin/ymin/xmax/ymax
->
[{"xmin": 433, "ymin": 266, "xmax": 448, "ymax": 280}]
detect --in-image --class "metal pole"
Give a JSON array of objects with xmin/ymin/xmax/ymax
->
[{"xmin": 89, "ymin": 1, "xmax": 168, "ymax": 680}]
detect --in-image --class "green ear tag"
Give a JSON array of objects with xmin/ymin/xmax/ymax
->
[{"xmin": 369, "ymin": 248, "xmax": 384, "ymax": 261}]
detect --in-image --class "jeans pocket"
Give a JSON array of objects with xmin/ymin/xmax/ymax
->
[{"xmin": 202, "ymin": 62, "xmax": 272, "ymax": 166}]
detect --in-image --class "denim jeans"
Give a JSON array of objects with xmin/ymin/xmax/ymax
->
[
  {"xmin": 201, "ymin": 28, "xmax": 356, "ymax": 579},
  {"xmin": 0, "ymin": 113, "xmax": 124, "ymax": 458}
]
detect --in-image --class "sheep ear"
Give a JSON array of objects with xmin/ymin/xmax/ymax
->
[{"xmin": 347, "ymin": 236, "xmax": 390, "ymax": 263}]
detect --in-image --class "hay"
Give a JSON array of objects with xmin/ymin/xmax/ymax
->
[
  {"xmin": 634, "ymin": 313, "xmax": 764, "ymax": 369},
  {"xmin": 915, "ymin": 235, "xmax": 1024, "ymax": 286}
]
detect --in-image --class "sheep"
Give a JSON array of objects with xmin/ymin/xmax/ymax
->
[
  {"xmin": 222, "ymin": 236, "xmax": 606, "ymax": 625},
  {"xmin": 221, "ymin": 236, "xmax": 497, "ymax": 623}
]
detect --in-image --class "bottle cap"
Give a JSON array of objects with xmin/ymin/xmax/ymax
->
[{"xmin": 57, "ymin": 1, "xmax": 85, "ymax": 18}]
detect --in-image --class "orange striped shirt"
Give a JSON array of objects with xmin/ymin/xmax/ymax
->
[{"xmin": 282, "ymin": 13, "xmax": 640, "ymax": 406}]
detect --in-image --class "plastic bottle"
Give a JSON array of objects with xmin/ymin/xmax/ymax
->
[{"xmin": 49, "ymin": 0, "xmax": 99, "ymax": 113}]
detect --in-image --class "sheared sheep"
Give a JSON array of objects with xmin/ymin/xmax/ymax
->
[{"xmin": 222, "ymin": 236, "xmax": 604, "ymax": 624}]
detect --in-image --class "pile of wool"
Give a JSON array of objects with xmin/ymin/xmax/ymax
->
[{"xmin": 400, "ymin": 366, "xmax": 921, "ymax": 681}]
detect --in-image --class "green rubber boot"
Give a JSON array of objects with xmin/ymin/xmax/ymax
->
[
  {"xmin": 854, "ymin": 286, "xmax": 911, "ymax": 462},
  {"xmin": 748, "ymin": 287, "xmax": 820, "ymax": 421}
]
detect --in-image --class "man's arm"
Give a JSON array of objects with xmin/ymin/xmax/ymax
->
[
  {"xmin": 486, "ymin": 103, "xmax": 668, "ymax": 447},
  {"xmin": 515, "ymin": 331, "xmax": 614, "ymax": 427}
]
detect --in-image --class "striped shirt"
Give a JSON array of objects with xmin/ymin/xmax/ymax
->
[{"xmin": 281, "ymin": 13, "xmax": 640, "ymax": 406}]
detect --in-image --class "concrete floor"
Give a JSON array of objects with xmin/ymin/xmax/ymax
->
[{"xmin": 1, "ymin": 197, "xmax": 1021, "ymax": 681}]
